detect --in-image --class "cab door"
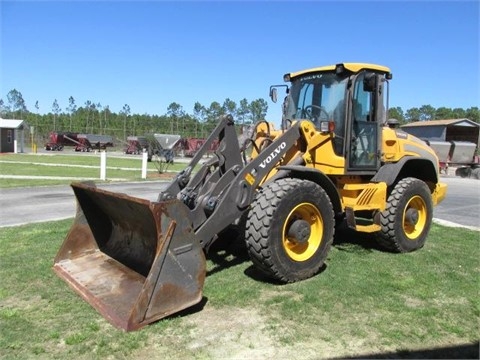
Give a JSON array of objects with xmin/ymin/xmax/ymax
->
[{"xmin": 346, "ymin": 72, "xmax": 384, "ymax": 172}]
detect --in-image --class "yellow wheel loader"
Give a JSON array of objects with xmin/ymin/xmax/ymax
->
[{"xmin": 53, "ymin": 63, "xmax": 447, "ymax": 331}]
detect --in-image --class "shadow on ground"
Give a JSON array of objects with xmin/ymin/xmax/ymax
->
[
  {"xmin": 206, "ymin": 225, "xmax": 251, "ymax": 277},
  {"xmin": 205, "ymin": 220, "xmax": 389, "ymax": 283},
  {"xmin": 334, "ymin": 341, "xmax": 479, "ymax": 359},
  {"xmin": 333, "ymin": 220, "xmax": 386, "ymax": 252}
]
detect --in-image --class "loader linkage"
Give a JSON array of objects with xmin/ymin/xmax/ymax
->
[{"xmin": 53, "ymin": 115, "xmax": 303, "ymax": 330}]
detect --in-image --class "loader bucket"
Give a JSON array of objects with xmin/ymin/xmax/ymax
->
[{"xmin": 53, "ymin": 182, "xmax": 206, "ymax": 331}]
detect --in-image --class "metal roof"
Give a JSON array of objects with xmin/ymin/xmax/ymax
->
[
  {"xmin": 0, "ymin": 118, "xmax": 27, "ymax": 129},
  {"xmin": 402, "ymin": 119, "xmax": 479, "ymax": 128}
]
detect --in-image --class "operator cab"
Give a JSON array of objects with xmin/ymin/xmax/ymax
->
[{"xmin": 270, "ymin": 63, "xmax": 392, "ymax": 173}]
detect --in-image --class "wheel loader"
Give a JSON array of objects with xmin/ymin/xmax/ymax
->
[{"xmin": 53, "ymin": 63, "xmax": 447, "ymax": 331}]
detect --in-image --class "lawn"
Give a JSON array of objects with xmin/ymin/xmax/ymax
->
[
  {"xmin": 0, "ymin": 152, "xmax": 478, "ymax": 359},
  {"xmin": 0, "ymin": 220, "xmax": 478, "ymax": 359}
]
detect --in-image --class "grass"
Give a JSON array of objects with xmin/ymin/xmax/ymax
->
[
  {"xmin": 0, "ymin": 220, "xmax": 478, "ymax": 359},
  {"xmin": 0, "ymin": 153, "xmax": 187, "ymax": 187},
  {"xmin": 0, "ymin": 152, "xmax": 478, "ymax": 358}
]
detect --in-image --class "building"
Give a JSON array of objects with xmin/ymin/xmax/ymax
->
[
  {"xmin": 401, "ymin": 118, "xmax": 479, "ymax": 146},
  {"xmin": 402, "ymin": 119, "xmax": 480, "ymax": 174},
  {"xmin": 0, "ymin": 118, "xmax": 28, "ymax": 153}
]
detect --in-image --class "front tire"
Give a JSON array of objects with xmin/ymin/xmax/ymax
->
[
  {"xmin": 245, "ymin": 178, "xmax": 335, "ymax": 283},
  {"xmin": 376, "ymin": 177, "xmax": 433, "ymax": 252}
]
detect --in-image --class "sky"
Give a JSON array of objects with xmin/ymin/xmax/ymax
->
[{"xmin": 1, "ymin": 0, "xmax": 479, "ymax": 126}]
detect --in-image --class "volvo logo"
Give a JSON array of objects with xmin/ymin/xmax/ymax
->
[{"xmin": 259, "ymin": 142, "xmax": 286, "ymax": 169}]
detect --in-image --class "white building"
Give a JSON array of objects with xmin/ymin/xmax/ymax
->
[{"xmin": 0, "ymin": 118, "xmax": 28, "ymax": 153}]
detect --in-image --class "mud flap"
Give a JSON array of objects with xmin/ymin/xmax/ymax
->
[{"xmin": 53, "ymin": 182, "xmax": 206, "ymax": 331}]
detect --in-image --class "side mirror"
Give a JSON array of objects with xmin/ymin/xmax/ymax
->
[
  {"xmin": 269, "ymin": 87, "xmax": 278, "ymax": 103},
  {"xmin": 363, "ymin": 73, "xmax": 377, "ymax": 92},
  {"xmin": 269, "ymin": 85, "xmax": 289, "ymax": 104}
]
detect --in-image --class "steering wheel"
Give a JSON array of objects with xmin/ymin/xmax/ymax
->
[{"xmin": 303, "ymin": 105, "xmax": 329, "ymax": 123}]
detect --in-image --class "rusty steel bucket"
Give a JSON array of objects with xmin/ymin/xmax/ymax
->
[{"xmin": 53, "ymin": 182, "xmax": 206, "ymax": 331}]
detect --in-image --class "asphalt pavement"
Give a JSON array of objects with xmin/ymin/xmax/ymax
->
[
  {"xmin": 0, "ymin": 181, "xmax": 169, "ymax": 227},
  {"xmin": 0, "ymin": 175, "xmax": 479, "ymax": 230},
  {"xmin": 432, "ymin": 176, "xmax": 480, "ymax": 230}
]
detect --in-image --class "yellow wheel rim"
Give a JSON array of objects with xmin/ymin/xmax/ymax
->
[
  {"xmin": 403, "ymin": 195, "xmax": 427, "ymax": 240},
  {"xmin": 282, "ymin": 203, "xmax": 323, "ymax": 262}
]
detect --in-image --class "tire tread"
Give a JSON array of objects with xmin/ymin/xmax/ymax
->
[{"xmin": 245, "ymin": 178, "xmax": 334, "ymax": 282}]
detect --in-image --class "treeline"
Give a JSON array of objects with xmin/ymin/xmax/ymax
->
[
  {"xmin": 1, "ymin": 89, "xmax": 479, "ymax": 144},
  {"xmin": 389, "ymin": 105, "xmax": 479, "ymax": 124},
  {"xmin": 0, "ymin": 89, "xmax": 269, "ymax": 143}
]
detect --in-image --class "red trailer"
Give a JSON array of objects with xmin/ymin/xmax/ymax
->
[
  {"xmin": 182, "ymin": 138, "xmax": 219, "ymax": 157},
  {"xmin": 74, "ymin": 134, "xmax": 114, "ymax": 152},
  {"xmin": 124, "ymin": 136, "xmax": 149, "ymax": 155},
  {"xmin": 45, "ymin": 132, "xmax": 80, "ymax": 151}
]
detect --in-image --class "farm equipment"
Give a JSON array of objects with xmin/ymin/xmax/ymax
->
[
  {"xmin": 147, "ymin": 134, "xmax": 181, "ymax": 162},
  {"xmin": 182, "ymin": 138, "xmax": 206, "ymax": 157},
  {"xmin": 182, "ymin": 137, "xmax": 219, "ymax": 157},
  {"xmin": 422, "ymin": 140, "xmax": 451, "ymax": 173},
  {"xmin": 401, "ymin": 119, "xmax": 480, "ymax": 179},
  {"xmin": 45, "ymin": 132, "xmax": 80, "ymax": 151},
  {"xmin": 146, "ymin": 134, "xmax": 182, "ymax": 173},
  {"xmin": 75, "ymin": 134, "xmax": 114, "ymax": 152},
  {"xmin": 124, "ymin": 134, "xmax": 181, "ymax": 173},
  {"xmin": 45, "ymin": 132, "xmax": 114, "ymax": 152},
  {"xmin": 450, "ymin": 142, "xmax": 480, "ymax": 178},
  {"xmin": 124, "ymin": 136, "xmax": 149, "ymax": 155},
  {"xmin": 54, "ymin": 63, "xmax": 447, "ymax": 331},
  {"xmin": 424, "ymin": 140, "xmax": 480, "ymax": 178}
]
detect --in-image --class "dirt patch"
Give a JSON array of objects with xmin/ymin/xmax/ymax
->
[
  {"xmin": 181, "ymin": 306, "xmax": 399, "ymax": 360},
  {"xmin": 184, "ymin": 306, "xmax": 279, "ymax": 359},
  {"xmin": 146, "ymin": 172, "xmax": 176, "ymax": 180}
]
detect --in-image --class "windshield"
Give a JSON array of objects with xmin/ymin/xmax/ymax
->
[{"xmin": 285, "ymin": 72, "xmax": 348, "ymax": 127}]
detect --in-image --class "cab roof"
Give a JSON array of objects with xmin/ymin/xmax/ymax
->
[{"xmin": 285, "ymin": 63, "xmax": 391, "ymax": 81}]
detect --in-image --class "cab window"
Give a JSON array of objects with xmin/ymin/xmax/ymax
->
[{"xmin": 349, "ymin": 72, "xmax": 378, "ymax": 169}]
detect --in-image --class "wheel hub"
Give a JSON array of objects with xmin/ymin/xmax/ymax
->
[
  {"xmin": 405, "ymin": 208, "xmax": 419, "ymax": 225},
  {"xmin": 287, "ymin": 219, "xmax": 311, "ymax": 244}
]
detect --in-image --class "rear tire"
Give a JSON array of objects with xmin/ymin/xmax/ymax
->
[
  {"xmin": 471, "ymin": 167, "xmax": 480, "ymax": 179},
  {"xmin": 245, "ymin": 178, "xmax": 334, "ymax": 283},
  {"xmin": 376, "ymin": 177, "xmax": 433, "ymax": 252},
  {"xmin": 456, "ymin": 167, "xmax": 472, "ymax": 178}
]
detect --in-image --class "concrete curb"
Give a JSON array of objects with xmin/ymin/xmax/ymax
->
[{"xmin": 433, "ymin": 218, "xmax": 480, "ymax": 232}]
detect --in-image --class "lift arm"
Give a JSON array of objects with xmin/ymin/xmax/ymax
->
[{"xmin": 160, "ymin": 115, "xmax": 304, "ymax": 249}]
